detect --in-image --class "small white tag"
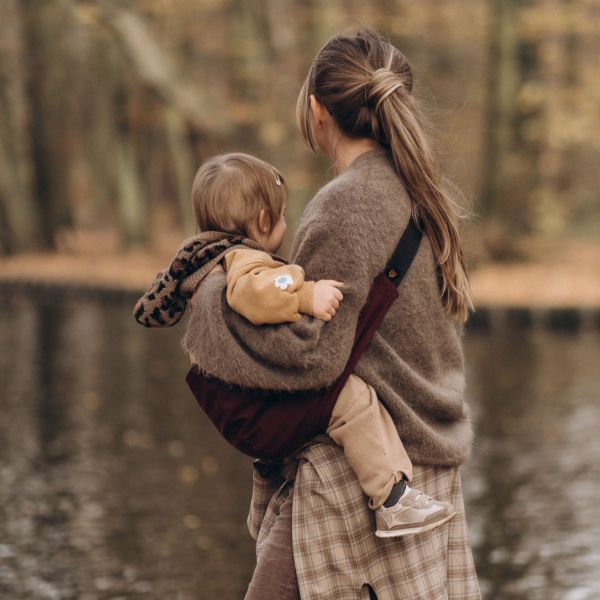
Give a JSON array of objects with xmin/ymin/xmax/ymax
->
[{"xmin": 274, "ymin": 275, "xmax": 294, "ymax": 290}]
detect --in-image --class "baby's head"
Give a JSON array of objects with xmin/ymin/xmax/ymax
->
[{"xmin": 192, "ymin": 153, "xmax": 287, "ymax": 253}]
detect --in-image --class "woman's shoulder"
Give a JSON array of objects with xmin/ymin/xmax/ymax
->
[
  {"xmin": 307, "ymin": 170, "xmax": 369, "ymax": 217},
  {"xmin": 303, "ymin": 149, "xmax": 410, "ymax": 227}
]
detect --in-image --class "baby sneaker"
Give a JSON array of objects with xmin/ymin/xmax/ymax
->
[{"xmin": 375, "ymin": 485, "xmax": 456, "ymax": 538}]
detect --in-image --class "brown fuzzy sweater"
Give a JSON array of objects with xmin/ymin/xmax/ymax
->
[{"xmin": 183, "ymin": 147, "xmax": 473, "ymax": 466}]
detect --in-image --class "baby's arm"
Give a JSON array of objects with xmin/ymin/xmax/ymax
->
[{"xmin": 224, "ymin": 249, "xmax": 343, "ymax": 325}]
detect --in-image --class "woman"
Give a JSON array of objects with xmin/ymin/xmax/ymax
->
[{"xmin": 186, "ymin": 29, "xmax": 481, "ymax": 599}]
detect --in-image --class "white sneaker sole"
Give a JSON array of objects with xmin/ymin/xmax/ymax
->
[{"xmin": 375, "ymin": 510, "xmax": 457, "ymax": 538}]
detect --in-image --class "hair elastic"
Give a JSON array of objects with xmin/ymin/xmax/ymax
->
[{"xmin": 375, "ymin": 82, "xmax": 403, "ymax": 112}]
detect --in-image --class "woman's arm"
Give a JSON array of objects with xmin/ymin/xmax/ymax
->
[{"xmin": 183, "ymin": 203, "xmax": 377, "ymax": 391}]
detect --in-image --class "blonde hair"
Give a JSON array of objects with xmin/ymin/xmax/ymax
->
[
  {"xmin": 191, "ymin": 153, "xmax": 287, "ymax": 238},
  {"xmin": 297, "ymin": 29, "xmax": 473, "ymax": 321}
]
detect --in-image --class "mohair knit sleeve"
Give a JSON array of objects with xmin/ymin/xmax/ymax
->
[{"xmin": 182, "ymin": 183, "xmax": 375, "ymax": 391}]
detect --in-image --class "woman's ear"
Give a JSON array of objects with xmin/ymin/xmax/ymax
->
[
  {"xmin": 309, "ymin": 94, "xmax": 327, "ymax": 129},
  {"xmin": 309, "ymin": 94, "xmax": 337, "ymax": 156}
]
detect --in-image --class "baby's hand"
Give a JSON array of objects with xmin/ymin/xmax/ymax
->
[{"xmin": 313, "ymin": 280, "xmax": 344, "ymax": 321}]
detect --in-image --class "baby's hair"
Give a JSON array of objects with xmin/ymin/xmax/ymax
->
[{"xmin": 191, "ymin": 153, "xmax": 287, "ymax": 237}]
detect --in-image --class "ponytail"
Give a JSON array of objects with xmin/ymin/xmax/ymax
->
[
  {"xmin": 298, "ymin": 29, "xmax": 474, "ymax": 321},
  {"xmin": 375, "ymin": 83, "xmax": 473, "ymax": 321}
]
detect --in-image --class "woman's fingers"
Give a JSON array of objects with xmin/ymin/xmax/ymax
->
[{"xmin": 333, "ymin": 288, "xmax": 344, "ymax": 301}]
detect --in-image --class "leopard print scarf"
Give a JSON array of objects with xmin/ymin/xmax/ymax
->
[{"xmin": 133, "ymin": 231, "xmax": 262, "ymax": 328}]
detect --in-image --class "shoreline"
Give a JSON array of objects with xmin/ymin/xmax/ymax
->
[
  {"xmin": 2, "ymin": 278, "xmax": 597, "ymax": 333},
  {"xmin": 1, "ymin": 250, "xmax": 598, "ymax": 332}
]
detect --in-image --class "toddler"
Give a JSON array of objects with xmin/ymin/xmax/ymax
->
[{"xmin": 136, "ymin": 152, "xmax": 456, "ymax": 538}]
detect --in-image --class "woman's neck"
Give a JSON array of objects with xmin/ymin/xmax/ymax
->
[{"xmin": 331, "ymin": 136, "xmax": 380, "ymax": 172}]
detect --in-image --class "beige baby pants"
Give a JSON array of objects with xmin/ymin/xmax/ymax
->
[{"xmin": 326, "ymin": 374, "xmax": 414, "ymax": 509}]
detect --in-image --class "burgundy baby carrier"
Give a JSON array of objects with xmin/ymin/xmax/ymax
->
[{"xmin": 186, "ymin": 218, "xmax": 423, "ymax": 460}]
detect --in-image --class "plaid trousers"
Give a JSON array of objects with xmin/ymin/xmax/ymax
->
[{"xmin": 248, "ymin": 440, "xmax": 481, "ymax": 600}]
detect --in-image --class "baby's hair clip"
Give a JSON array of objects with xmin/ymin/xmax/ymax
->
[{"xmin": 274, "ymin": 172, "xmax": 283, "ymax": 186}]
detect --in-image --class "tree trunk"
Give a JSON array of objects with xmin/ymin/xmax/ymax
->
[
  {"xmin": 481, "ymin": 0, "xmax": 520, "ymax": 221},
  {"xmin": 0, "ymin": 0, "xmax": 38, "ymax": 253},
  {"xmin": 19, "ymin": 0, "xmax": 75, "ymax": 249}
]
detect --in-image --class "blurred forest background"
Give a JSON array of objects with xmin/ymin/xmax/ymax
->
[
  {"xmin": 0, "ymin": 0, "xmax": 598, "ymax": 268},
  {"xmin": 0, "ymin": 3, "xmax": 599, "ymax": 598}
]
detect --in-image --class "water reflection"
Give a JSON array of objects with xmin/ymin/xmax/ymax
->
[
  {"xmin": 0, "ymin": 291, "xmax": 599, "ymax": 599},
  {"xmin": 0, "ymin": 292, "xmax": 255, "ymax": 599},
  {"xmin": 462, "ymin": 328, "xmax": 600, "ymax": 599}
]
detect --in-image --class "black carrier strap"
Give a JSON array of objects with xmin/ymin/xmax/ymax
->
[{"xmin": 385, "ymin": 217, "xmax": 423, "ymax": 287}]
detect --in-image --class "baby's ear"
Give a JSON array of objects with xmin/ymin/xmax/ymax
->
[{"xmin": 257, "ymin": 208, "xmax": 271, "ymax": 235}]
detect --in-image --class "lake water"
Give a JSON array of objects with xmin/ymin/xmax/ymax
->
[{"xmin": 1, "ymin": 291, "xmax": 599, "ymax": 599}]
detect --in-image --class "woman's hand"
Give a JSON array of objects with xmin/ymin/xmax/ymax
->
[{"xmin": 313, "ymin": 280, "xmax": 344, "ymax": 321}]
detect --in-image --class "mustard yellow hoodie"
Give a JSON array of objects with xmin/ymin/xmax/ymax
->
[{"xmin": 224, "ymin": 249, "xmax": 315, "ymax": 325}]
